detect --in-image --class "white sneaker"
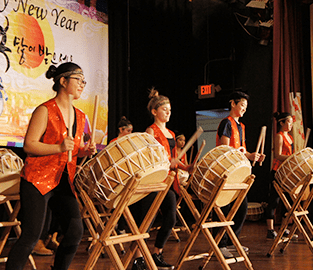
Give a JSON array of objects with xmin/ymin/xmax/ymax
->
[
  {"xmin": 227, "ymin": 245, "xmax": 249, "ymax": 252},
  {"xmin": 219, "ymin": 247, "xmax": 234, "ymax": 258}
]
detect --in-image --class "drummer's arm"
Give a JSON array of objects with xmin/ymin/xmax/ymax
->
[
  {"xmin": 220, "ymin": 135, "xmax": 230, "ymax": 146},
  {"xmin": 220, "ymin": 135, "xmax": 265, "ymax": 163},
  {"xmin": 274, "ymin": 133, "xmax": 289, "ymax": 162}
]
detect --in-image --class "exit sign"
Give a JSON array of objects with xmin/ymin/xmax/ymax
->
[{"xmin": 198, "ymin": 84, "xmax": 215, "ymax": 99}]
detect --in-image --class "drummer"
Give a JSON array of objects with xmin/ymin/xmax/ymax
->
[
  {"xmin": 175, "ymin": 131, "xmax": 188, "ymax": 165},
  {"xmin": 265, "ymin": 112, "xmax": 298, "ymax": 240},
  {"xmin": 109, "ymin": 116, "xmax": 133, "ymax": 144},
  {"xmin": 5, "ymin": 63, "xmax": 96, "ymax": 270},
  {"xmin": 215, "ymin": 91, "xmax": 265, "ymax": 259},
  {"xmin": 130, "ymin": 87, "xmax": 194, "ymax": 270}
]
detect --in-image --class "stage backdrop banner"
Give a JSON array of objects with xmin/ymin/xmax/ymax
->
[
  {"xmin": 289, "ymin": 92, "xmax": 305, "ymax": 152},
  {"xmin": 0, "ymin": 0, "xmax": 108, "ymax": 148}
]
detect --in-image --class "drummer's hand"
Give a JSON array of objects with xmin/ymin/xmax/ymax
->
[
  {"xmin": 248, "ymin": 152, "xmax": 265, "ymax": 163},
  {"xmin": 259, "ymin": 153, "xmax": 266, "ymax": 162},
  {"xmin": 86, "ymin": 141, "xmax": 97, "ymax": 156},
  {"xmin": 187, "ymin": 163, "xmax": 196, "ymax": 174},
  {"xmin": 170, "ymin": 158, "xmax": 180, "ymax": 169},
  {"xmin": 247, "ymin": 152, "xmax": 260, "ymax": 162},
  {"xmin": 61, "ymin": 136, "xmax": 74, "ymax": 152}
]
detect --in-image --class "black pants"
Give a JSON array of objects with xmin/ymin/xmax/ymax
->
[
  {"xmin": 265, "ymin": 171, "xmax": 280, "ymax": 220},
  {"xmin": 130, "ymin": 189, "xmax": 176, "ymax": 249},
  {"xmin": 213, "ymin": 196, "xmax": 248, "ymax": 248},
  {"xmin": 265, "ymin": 170, "xmax": 291, "ymax": 221},
  {"xmin": 6, "ymin": 176, "xmax": 83, "ymax": 270}
]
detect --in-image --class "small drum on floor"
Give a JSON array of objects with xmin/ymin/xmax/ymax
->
[
  {"xmin": 275, "ymin": 147, "xmax": 313, "ymax": 194},
  {"xmin": 246, "ymin": 202, "xmax": 264, "ymax": 221},
  {"xmin": 191, "ymin": 145, "xmax": 251, "ymax": 207},
  {"xmin": 75, "ymin": 132, "xmax": 170, "ymax": 208},
  {"xmin": 0, "ymin": 148, "xmax": 23, "ymax": 195}
]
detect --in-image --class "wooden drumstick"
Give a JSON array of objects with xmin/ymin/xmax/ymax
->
[
  {"xmin": 89, "ymin": 95, "xmax": 99, "ymax": 158},
  {"xmin": 68, "ymin": 94, "xmax": 74, "ymax": 162},
  {"xmin": 304, "ymin": 128, "xmax": 311, "ymax": 148},
  {"xmin": 189, "ymin": 145, "xmax": 194, "ymax": 164},
  {"xmin": 177, "ymin": 126, "xmax": 203, "ymax": 160},
  {"xmin": 259, "ymin": 126, "xmax": 267, "ymax": 166},
  {"xmin": 252, "ymin": 126, "xmax": 266, "ymax": 166},
  {"xmin": 189, "ymin": 140, "xmax": 206, "ymax": 176},
  {"xmin": 191, "ymin": 140, "xmax": 206, "ymax": 166}
]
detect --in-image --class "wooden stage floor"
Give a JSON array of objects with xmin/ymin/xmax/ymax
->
[{"xmin": 1, "ymin": 220, "xmax": 313, "ymax": 270}]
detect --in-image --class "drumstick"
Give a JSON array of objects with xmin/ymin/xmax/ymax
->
[
  {"xmin": 189, "ymin": 145, "xmax": 194, "ymax": 164},
  {"xmin": 259, "ymin": 126, "xmax": 267, "ymax": 166},
  {"xmin": 89, "ymin": 95, "xmax": 99, "ymax": 158},
  {"xmin": 304, "ymin": 128, "xmax": 311, "ymax": 148},
  {"xmin": 177, "ymin": 126, "xmax": 203, "ymax": 160},
  {"xmin": 252, "ymin": 126, "xmax": 266, "ymax": 167},
  {"xmin": 189, "ymin": 140, "xmax": 206, "ymax": 176},
  {"xmin": 68, "ymin": 94, "xmax": 74, "ymax": 162},
  {"xmin": 191, "ymin": 140, "xmax": 206, "ymax": 166}
]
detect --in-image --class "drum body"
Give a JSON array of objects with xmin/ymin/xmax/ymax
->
[
  {"xmin": 191, "ymin": 145, "xmax": 251, "ymax": 207},
  {"xmin": 0, "ymin": 149, "xmax": 23, "ymax": 195},
  {"xmin": 75, "ymin": 133, "xmax": 170, "ymax": 208},
  {"xmin": 246, "ymin": 202, "xmax": 264, "ymax": 221},
  {"xmin": 275, "ymin": 147, "xmax": 313, "ymax": 194}
]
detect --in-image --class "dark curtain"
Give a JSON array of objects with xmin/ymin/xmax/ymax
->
[
  {"xmin": 107, "ymin": 0, "xmax": 130, "ymax": 141},
  {"xmin": 107, "ymin": 0, "xmax": 195, "ymax": 142},
  {"xmin": 272, "ymin": 0, "xmax": 308, "ymax": 132}
]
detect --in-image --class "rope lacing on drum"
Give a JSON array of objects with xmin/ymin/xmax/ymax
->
[
  {"xmin": 191, "ymin": 147, "xmax": 249, "ymax": 200},
  {"xmin": 276, "ymin": 149, "xmax": 313, "ymax": 192},
  {"xmin": 0, "ymin": 152, "xmax": 23, "ymax": 174}
]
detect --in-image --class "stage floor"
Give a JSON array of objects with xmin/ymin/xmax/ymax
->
[{"xmin": 0, "ymin": 220, "xmax": 312, "ymax": 270}]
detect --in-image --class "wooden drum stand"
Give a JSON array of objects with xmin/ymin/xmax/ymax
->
[
  {"xmin": 76, "ymin": 171, "xmax": 175, "ymax": 270},
  {"xmin": 267, "ymin": 173, "xmax": 313, "ymax": 256},
  {"xmin": 175, "ymin": 173, "xmax": 255, "ymax": 270}
]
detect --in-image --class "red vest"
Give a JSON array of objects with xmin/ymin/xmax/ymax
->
[
  {"xmin": 149, "ymin": 123, "xmax": 180, "ymax": 195},
  {"xmin": 216, "ymin": 116, "xmax": 246, "ymax": 149},
  {"xmin": 272, "ymin": 131, "xmax": 294, "ymax": 171},
  {"xmin": 21, "ymin": 98, "xmax": 85, "ymax": 195}
]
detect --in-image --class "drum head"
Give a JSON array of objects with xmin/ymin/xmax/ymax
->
[
  {"xmin": 192, "ymin": 145, "xmax": 251, "ymax": 207},
  {"xmin": 75, "ymin": 133, "xmax": 170, "ymax": 208},
  {"xmin": 275, "ymin": 147, "xmax": 313, "ymax": 194}
]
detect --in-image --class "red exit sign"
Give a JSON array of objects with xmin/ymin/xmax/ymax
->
[{"xmin": 198, "ymin": 84, "xmax": 215, "ymax": 99}]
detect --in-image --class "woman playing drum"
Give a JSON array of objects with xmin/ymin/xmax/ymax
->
[
  {"xmin": 175, "ymin": 131, "xmax": 188, "ymax": 166},
  {"xmin": 265, "ymin": 112, "xmax": 298, "ymax": 240},
  {"xmin": 215, "ymin": 91, "xmax": 265, "ymax": 259},
  {"xmin": 131, "ymin": 88, "xmax": 193, "ymax": 270},
  {"xmin": 5, "ymin": 63, "xmax": 96, "ymax": 270}
]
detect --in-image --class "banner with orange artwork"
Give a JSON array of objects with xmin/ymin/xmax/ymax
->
[
  {"xmin": 0, "ymin": 0, "xmax": 108, "ymax": 148},
  {"xmin": 289, "ymin": 92, "xmax": 305, "ymax": 152}
]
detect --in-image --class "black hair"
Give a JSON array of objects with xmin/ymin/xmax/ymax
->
[
  {"xmin": 228, "ymin": 91, "xmax": 249, "ymax": 110},
  {"xmin": 273, "ymin": 112, "xmax": 292, "ymax": 131},
  {"xmin": 174, "ymin": 130, "xmax": 185, "ymax": 141},
  {"xmin": 46, "ymin": 62, "xmax": 82, "ymax": 92},
  {"xmin": 117, "ymin": 116, "xmax": 132, "ymax": 129}
]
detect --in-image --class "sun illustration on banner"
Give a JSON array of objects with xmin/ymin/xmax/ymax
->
[{"xmin": 7, "ymin": 11, "xmax": 55, "ymax": 79}]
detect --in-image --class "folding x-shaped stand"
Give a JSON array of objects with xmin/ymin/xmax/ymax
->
[
  {"xmin": 267, "ymin": 173, "xmax": 313, "ymax": 257},
  {"xmin": 175, "ymin": 173, "xmax": 255, "ymax": 270},
  {"xmin": 77, "ymin": 171, "xmax": 175, "ymax": 270},
  {"xmin": 0, "ymin": 194, "xmax": 37, "ymax": 269}
]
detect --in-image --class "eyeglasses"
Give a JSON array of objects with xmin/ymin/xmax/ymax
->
[{"xmin": 68, "ymin": 77, "xmax": 87, "ymax": 87}]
